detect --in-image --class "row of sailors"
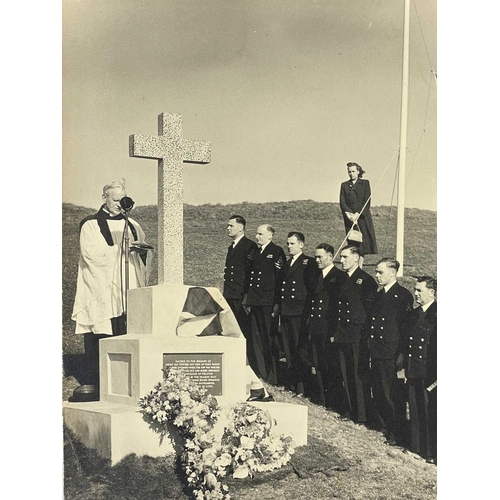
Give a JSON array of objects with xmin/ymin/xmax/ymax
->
[{"xmin": 222, "ymin": 218, "xmax": 437, "ymax": 464}]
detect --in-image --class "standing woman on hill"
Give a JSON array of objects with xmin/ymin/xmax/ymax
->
[{"xmin": 339, "ymin": 162, "xmax": 378, "ymax": 268}]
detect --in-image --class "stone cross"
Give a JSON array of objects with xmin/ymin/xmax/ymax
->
[{"xmin": 129, "ymin": 113, "xmax": 211, "ymax": 284}]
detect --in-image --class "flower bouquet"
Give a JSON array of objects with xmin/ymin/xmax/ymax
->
[{"xmin": 139, "ymin": 367, "xmax": 295, "ymax": 499}]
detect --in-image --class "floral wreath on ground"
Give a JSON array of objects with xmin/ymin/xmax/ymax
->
[{"xmin": 139, "ymin": 367, "xmax": 295, "ymax": 500}]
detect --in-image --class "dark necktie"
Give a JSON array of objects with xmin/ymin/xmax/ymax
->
[{"xmin": 317, "ymin": 272, "xmax": 324, "ymax": 289}]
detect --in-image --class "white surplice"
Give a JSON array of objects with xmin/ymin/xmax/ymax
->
[{"xmin": 71, "ymin": 217, "xmax": 151, "ymax": 335}]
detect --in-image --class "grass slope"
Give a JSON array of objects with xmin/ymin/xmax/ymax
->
[{"xmin": 62, "ymin": 201, "xmax": 437, "ymax": 499}]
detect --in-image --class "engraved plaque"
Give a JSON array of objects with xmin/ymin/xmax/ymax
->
[{"xmin": 163, "ymin": 353, "xmax": 223, "ymax": 396}]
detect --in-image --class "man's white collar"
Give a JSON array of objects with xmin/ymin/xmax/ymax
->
[
  {"xmin": 259, "ymin": 241, "xmax": 271, "ymax": 252},
  {"xmin": 347, "ymin": 265, "xmax": 359, "ymax": 277},
  {"xmin": 322, "ymin": 263, "xmax": 334, "ymax": 277},
  {"xmin": 232, "ymin": 234, "xmax": 244, "ymax": 247},
  {"xmin": 421, "ymin": 299, "xmax": 435, "ymax": 312}
]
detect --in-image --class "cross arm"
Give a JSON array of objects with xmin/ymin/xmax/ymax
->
[
  {"xmin": 181, "ymin": 139, "xmax": 211, "ymax": 164},
  {"xmin": 129, "ymin": 134, "xmax": 166, "ymax": 160}
]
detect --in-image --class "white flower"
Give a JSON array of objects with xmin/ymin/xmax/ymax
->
[
  {"xmin": 198, "ymin": 419, "xmax": 212, "ymax": 432},
  {"xmin": 245, "ymin": 413, "xmax": 257, "ymax": 423},
  {"xmin": 214, "ymin": 453, "xmax": 232, "ymax": 468},
  {"xmin": 240, "ymin": 436, "xmax": 255, "ymax": 450},
  {"xmin": 202, "ymin": 447, "xmax": 216, "ymax": 463},
  {"xmin": 232, "ymin": 466, "xmax": 249, "ymax": 479}
]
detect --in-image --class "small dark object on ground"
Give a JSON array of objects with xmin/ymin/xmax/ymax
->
[{"xmin": 69, "ymin": 384, "xmax": 98, "ymax": 402}]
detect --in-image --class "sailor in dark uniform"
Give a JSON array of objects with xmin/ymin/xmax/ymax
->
[
  {"xmin": 401, "ymin": 276, "xmax": 437, "ymax": 463},
  {"xmin": 363, "ymin": 258, "xmax": 413, "ymax": 445},
  {"xmin": 277, "ymin": 231, "xmax": 316, "ymax": 395},
  {"xmin": 243, "ymin": 224, "xmax": 286, "ymax": 385},
  {"xmin": 302, "ymin": 243, "xmax": 345, "ymax": 407},
  {"xmin": 332, "ymin": 245, "xmax": 378, "ymax": 422},
  {"xmin": 223, "ymin": 215, "xmax": 258, "ymax": 345}
]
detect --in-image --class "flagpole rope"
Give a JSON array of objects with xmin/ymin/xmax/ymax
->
[
  {"xmin": 408, "ymin": 155, "xmax": 437, "ymax": 189},
  {"xmin": 413, "ymin": 0, "xmax": 437, "ymax": 82},
  {"xmin": 380, "ymin": 151, "xmax": 400, "ymax": 253},
  {"xmin": 405, "ymin": 74, "xmax": 434, "ymax": 186}
]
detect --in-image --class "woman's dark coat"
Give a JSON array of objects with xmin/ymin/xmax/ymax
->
[{"xmin": 339, "ymin": 178, "xmax": 378, "ymax": 255}]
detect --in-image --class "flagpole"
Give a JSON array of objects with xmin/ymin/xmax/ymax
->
[{"xmin": 396, "ymin": 0, "xmax": 410, "ymax": 276}]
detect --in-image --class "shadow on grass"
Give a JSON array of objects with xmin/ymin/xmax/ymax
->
[
  {"xmin": 64, "ymin": 426, "xmax": 189, "ymax": 500},
  {"xmin": 225, "ymin": 434, "xmax": 349, "ymax": 494},
  {"xmin": 64, "ymin": 426, "xmax": 349, "ymax": 499}
]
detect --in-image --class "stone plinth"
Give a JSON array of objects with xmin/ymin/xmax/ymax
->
[
  {"xmin": 99, "ymin": 334, "xmax": 247, "ymax": 408},
  {"xmin": 99, "ymin": 284, "xmax": 246, "ymax": 407},
  {"xmin": 63, "ymin": 401, "xmax": 177, "ymax": 464},
  {"xmin": 64, "ymin": 283, "xmax": 308, "ymax": 463},
  {"xmin": 63, "ymin": 400, "xmax": 307, "ymax": 465}
]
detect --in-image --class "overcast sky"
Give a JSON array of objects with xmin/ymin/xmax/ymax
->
[{"xmin": 62, "ymin": 0, "xmax": 436, "ymax": 211}]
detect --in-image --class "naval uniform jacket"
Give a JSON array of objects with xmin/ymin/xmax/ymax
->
[
  {"xmin": 304, "ymin": 266, "xmax": 345, "ymax": 338},
  {"xmin": 244, "ymin": 242, "xmax": 286, "ymax": 307},
  {"xmin": 404, "ymin": 301, "xmax": 437, "ymax": 382},
  {"xmin": 223, "ymin": 236, "xmax": 258, "ymax": 300},
  {"xmin": 363, "ymin": 281, "xmax": 414, "ymax": 360},
  {"xmin": 333, "ymin": 267, "xmax": 378, "ymax": 343},
  {"xmin": 278, "ymin": 253, "xmax": 317, "ymax": 316}
]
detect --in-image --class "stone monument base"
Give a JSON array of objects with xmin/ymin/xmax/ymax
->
[{"xmin": 63, "ymin": 400, "xmax": 308, "ymax": 465}]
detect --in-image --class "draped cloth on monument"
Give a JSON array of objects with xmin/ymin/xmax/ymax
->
[
  {"xmin": 72, "ymin": 213, "xmax": 151, "ymax": 335},
  {"xmin": 176, "ymin": 286, "xmax": 242, "ymax": 338}
]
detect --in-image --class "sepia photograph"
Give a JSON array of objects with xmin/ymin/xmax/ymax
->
[
  {"xmin": 60, "ymin": 1, "xmax": 440, "ymax": 499},
  {"xmin": 1, "ymin": 0, "xmax": 491, "ymax": 497}
]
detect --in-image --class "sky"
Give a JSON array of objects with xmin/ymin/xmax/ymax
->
[{"xmin": 62, "ymin": 0, "xmax": 437, "ymax": 211}]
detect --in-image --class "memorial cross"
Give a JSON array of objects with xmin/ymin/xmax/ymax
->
[{"xmin": 129, "ymin": 113, "xmax": 211, "ymax": 283}]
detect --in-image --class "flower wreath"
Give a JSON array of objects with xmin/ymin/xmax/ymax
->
[{"xmin": 139, "ymin": 368, "xmax": 295, "ymax": 500}]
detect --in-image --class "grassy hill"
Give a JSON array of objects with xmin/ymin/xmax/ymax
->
[
  {"xmin": 62, "ymin": 201, "xmax": 437, "ymax": 500},
  {"xmin": 63, "ymin": 201, "xmax": 436, "ymax": 337}
]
